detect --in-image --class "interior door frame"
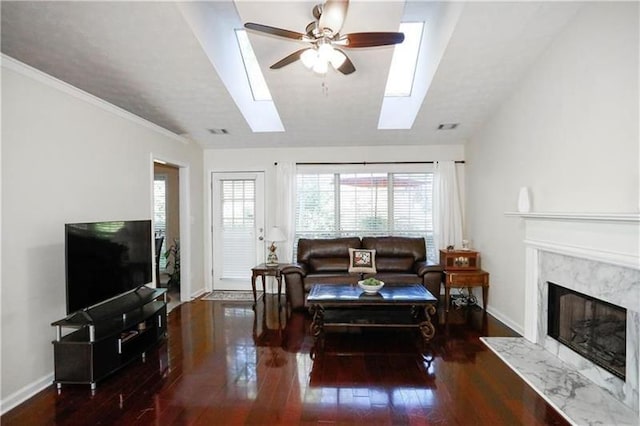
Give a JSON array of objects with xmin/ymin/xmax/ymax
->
[
  {"xmin": 210, "ymin": 171, "xmax": 265, "ymax": 291},
  {"xmin": 150, "ymin": 154, "xmax": 191, "ymax": 303}
]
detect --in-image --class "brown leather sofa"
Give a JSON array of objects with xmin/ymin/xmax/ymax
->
[{"xmin": 281, "ymin": 236, "xmax": 443, "ymax": 310}]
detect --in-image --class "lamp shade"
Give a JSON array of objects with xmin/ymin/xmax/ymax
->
[{"xmin": 267, "ymin": 226, "xmax": 286, "ymax": 242}]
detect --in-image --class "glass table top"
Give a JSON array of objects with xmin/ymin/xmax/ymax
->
[{"xmin": 307, "ymin": 283, "xmax": 437, "ymax": 304}]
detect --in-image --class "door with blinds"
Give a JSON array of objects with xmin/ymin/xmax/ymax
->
[{"xmin": 212, "ymin": 172, "xmax": 265, "ymax": 290}]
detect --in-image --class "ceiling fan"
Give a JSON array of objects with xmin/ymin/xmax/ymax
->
[{"xmin": 244, "ymin": 0, "xmax": 404, "ymax": 75}]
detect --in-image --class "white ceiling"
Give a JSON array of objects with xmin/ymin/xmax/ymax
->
[{"xmin": 1, "ymin": 1, "xmax": 582, "ymax": 149}]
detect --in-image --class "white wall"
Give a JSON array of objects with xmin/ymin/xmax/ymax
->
[
  {"xmin": 0, "ymin": 59, "xmax": 205, "ymax": 410},
  {"xmin": 465, "ymin": 2, "xmax": 639, "ymax": 333},
  {"xmin": 204, "ymin": 145, "xmax": 465, "ymax": 291}
]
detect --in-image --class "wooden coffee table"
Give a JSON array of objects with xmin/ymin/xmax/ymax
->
[{"xmin": 306, "ymin": 283, "xmax": 438, "ymax": 352}]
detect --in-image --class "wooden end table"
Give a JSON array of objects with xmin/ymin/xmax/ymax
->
[
  {"xmin": 444, "ymin": 269, "xmax": 489, "ymax": 314},
  {"xmin": 251, "ymin": 263, "xmax": 283, "ymax": 307}
]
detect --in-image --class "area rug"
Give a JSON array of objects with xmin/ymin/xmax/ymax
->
[{"xmin": 201, "ymin": 290, "xmax": 262, "ymax": 302}]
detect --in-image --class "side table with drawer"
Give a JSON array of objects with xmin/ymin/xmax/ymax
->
[
  {"xmin": 439, "ymin": 249, "xmax": 489, "ymax": 317},
  {"xmin": 443, "ymin": 270, "xmax": 489, "ymax": 314}
]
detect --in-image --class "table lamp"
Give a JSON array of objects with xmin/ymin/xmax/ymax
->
[{"xmin": 266, "ymin": 226, "xmax": 286, "ymax": 266}]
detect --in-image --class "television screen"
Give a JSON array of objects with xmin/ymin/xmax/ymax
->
[{"xmin": 65, "ymin": 220, "xmax": 153, "ymax": 314}]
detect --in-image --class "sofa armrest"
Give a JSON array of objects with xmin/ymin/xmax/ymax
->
[
  {"xmin": 416, "ymin": 261, "xmax": 444, "ymax": 299},
  {"xmin": 281, "ymin": 263, "xmax": 308, "ymax": 310},
  {"xmin": 415, "ymin": 261, "xmax": 443, "ymax": 276},
  {"xmin": 281, "ymin": 262, "xmax": 308, "ymax": 277}
]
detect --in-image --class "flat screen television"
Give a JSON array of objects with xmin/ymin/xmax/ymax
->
[{"xmin": 65, "ymin": 220, "xmax": 153, "ymax": 314}]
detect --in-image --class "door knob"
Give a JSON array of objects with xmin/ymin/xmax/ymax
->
[{"xmin": 258, "ymin": 236, "xmax": 264, "ymax": 241}]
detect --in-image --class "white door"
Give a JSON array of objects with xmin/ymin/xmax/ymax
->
[{"xmin": 212, "ymin": 172, "xmax": 265, "ymax": 290}]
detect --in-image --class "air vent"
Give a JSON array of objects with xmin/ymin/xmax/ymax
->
[
  {"xmin": 437, "ymin": 123, "xmax": 459, "ymax": 130},
  {"xmin": 208, "ymin": 128, "xmax": 229, "ymax": 135}
]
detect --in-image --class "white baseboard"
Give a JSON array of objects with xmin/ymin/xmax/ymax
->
[
  {"xmin": 190, "ymin": 288, "xmax": 208, "ymax": 300},
  {"xmin": 486, "ymin": 306, "xmax": 524, "ymax": 336},
  {"xmin": 1, "ymin": 372, "xmax": 53, "ymax": 415}
]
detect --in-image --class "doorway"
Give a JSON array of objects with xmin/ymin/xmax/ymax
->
[
  {"xmin": 211, "ymin": 172, "xmax": 265, "ymax": 291},
  {"xmin": 154, "ymin": 161, "xmax": 182, "ymax": 310}
]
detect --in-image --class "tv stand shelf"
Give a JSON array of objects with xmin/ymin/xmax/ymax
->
[{"xmin": 51, "ymin": 286, "xmax": 168, "ymax": 390}]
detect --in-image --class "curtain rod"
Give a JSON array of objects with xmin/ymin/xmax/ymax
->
[{"xmin": 273, "ymin": 161, "xmax": 465, "ymax": 166}]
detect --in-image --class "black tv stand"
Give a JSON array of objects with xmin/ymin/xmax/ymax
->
[{"xmin": 51, "ymin": 286, "xmax": 168, "ymax": 390}]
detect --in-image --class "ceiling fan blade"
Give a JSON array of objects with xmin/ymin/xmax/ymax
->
[
  {"xmin": 339, "ymin": 32, "xmax": 405, "ymax": 48},
  {"xmin": 335, "ymin": 50, "xmax": 355, "ymax": 75},
  {"xmin": 318, "ymin": 0, "xmax": 349, "ymax": 33},
  {"xmin": 244, "ymin": 22, "xmax": 307, "ymax": 41},
  {"xmin": 270, "ymin": 48, "xmax": 310, "ymax": 69}
]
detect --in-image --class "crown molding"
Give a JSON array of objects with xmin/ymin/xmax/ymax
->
[{"xmin": 1, "ymin": 54, "xmax": 189, "ymax": 145}]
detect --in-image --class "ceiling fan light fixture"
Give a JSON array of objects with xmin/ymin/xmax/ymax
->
[
  {"xmin": 317, "ymin": 42, "xmax": 334, "ymax": 62},
  {"xmin": 301, "ymin": 48, "xmax": 317, "ymax": 68},
  {"xmin": 300, "ymin": 44, "xmax": 335, "ymax": 74},
  {"xmin": 313, "ymin": 57, "xmax": 329, "ymax": 74},
  {"xmin": 329, "ymin": 49, "xmax": 347, "ymax": 68}
]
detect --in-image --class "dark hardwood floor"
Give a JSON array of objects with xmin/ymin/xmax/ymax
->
[{"xmin": 2, "ymin": 295, "xmax": 568, "ymax": 425}]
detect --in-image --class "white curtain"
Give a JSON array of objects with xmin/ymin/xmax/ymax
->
[
  {"xmin": 275, "ymin": 162, "xmax": 297, "ymax": 262},
  {"xmin": 433, "ymin": 161, "xmax": 464, "ymax": 251}
]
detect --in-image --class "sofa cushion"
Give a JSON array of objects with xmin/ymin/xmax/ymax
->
[
  {"xmin": 361, "ymin": 236, "xmax": 426, "ymax": 261},
  {"xmin": 348, "ymin": 248, "xmax": 377, "ymax": 273},
  {"xmin": 297, "ymin": 237, "xmax": 361, "ymax": 263},
  {"xmin": 375, "ymin": 256, "xmax": 414, "ymax": 272},
  {"xmin": 309, "ymin": 257, "xmax": 349, "ymax": 273}
]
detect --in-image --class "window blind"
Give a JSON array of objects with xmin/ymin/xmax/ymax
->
[
  {"xmin": 153, "ymin": 175, "xmax": 167, "ymax": 270},
  {"xmin": 295, "ymin": 171, "xmax": 436, "ymax": 262},
  {"xmin": 220, "ymin": 179, "xmax": 256, "ymax": 279}
]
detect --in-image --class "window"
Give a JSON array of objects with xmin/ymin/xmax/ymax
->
[
  {"xmin": 153, "ymin": 174, "xmax": 167, "ymax": 270},
  {"xmin": 235, "ymin": 29, "xmax": 272, "ymax": 102},
  {"xmin": 384, "ymin": 22, "xmax": 424, "ymax": 97},
  {"xmin": 295, "ymin": 169, "xmax": 435, "ymax": 262},
  {"xmin": 219, "ymin": 179, "xmax": 256, "ymax": 279}
]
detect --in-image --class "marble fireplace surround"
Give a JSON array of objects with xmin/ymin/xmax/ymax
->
[{"xmin": 489, "ymin": 212, "xmax": 640, "ymax": 424}]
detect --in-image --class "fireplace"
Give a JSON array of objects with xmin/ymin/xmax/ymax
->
[
  {"xmin": 513, "ymin": 212, "xmax": 639, "ymax": 415},
  {"xmin": 547, "ymin": 282, "xmax": 626, "ymax": 380},
  {"xmin": 479, "ymin": 212, "xmax": 640, "ymax": 421}
]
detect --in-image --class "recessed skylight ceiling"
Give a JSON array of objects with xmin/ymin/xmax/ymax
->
[
  {"xmin": 378, "ymin": 2, "xmax": 464, "ymax": 130},
  {"xmin": 178, "ymin": 2, "xmax": 283, "ymax": 133},
  {"xmin": 235, "ymin": 29, "xmax": 272, "ymax": 102},
  {"xmin": 384, "ymin": 22, "xmax": 424, "ymax": 97}
]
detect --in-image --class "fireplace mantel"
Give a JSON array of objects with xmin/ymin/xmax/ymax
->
[
  {"xmin": 509, "ymin": 211, "xmax": 639, "ymax": 341},
  {"xmin": 508, "ymin": 210, "xmax": 640, "ymax": 415},
  {"xmin": 506, "ymin": 211, "xmax": 640, "ymax": 270},
  {"xmin": 505, "ymin": 211, "xmax": 640, "ymax": 223}
]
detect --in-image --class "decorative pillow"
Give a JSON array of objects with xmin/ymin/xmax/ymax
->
[{"xmin": 348, "ymin": 248, "xmax": 377, "ymax": 274}]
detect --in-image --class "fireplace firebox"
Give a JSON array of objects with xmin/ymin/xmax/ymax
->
[{"xmin": 547, "ymin": 282, "xmax": 626, "ymax": 380}]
